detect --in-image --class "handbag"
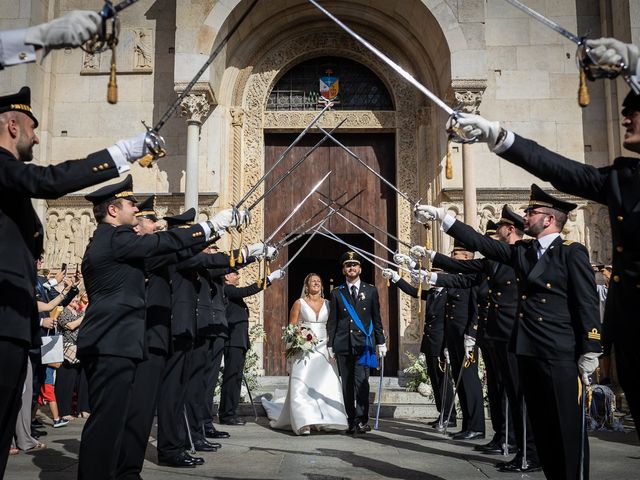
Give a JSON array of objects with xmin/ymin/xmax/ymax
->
[{"xmin": 41, "ymin": 327, "xmax": 64, "ymax": 368}]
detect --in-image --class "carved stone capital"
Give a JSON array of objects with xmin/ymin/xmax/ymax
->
[
  {"xmin": 451, "ymin": 79, "xmax": 487, "ymax": 114},
  {"xmin": 176, "ymin": 82, "xmax": 216, "ymax": 124}
]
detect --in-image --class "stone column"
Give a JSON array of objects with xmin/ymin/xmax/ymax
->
[
  {"xmin": 178, "ymin": 83, "xmax": 216, "ymax": 211},
  {"xmin": 453, "ymin": 81, "xmax": 486, "ymax": 229}
]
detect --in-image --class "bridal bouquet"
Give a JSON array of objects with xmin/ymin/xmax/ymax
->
[{"xmin": 282, "ymin": 324, "xmax": 318, "ymax": 358}]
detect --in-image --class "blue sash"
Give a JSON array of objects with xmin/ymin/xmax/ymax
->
[{"xmin": 338, "ymin": 287, "xmax": 378, "ymax": 369}]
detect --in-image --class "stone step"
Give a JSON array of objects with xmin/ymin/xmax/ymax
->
[
  {"xmin": 233, "ymin": 376, "xmax": 438, "ymax": 419},
  {"xmin": 234, "ymin": 402, "xmax": 441, "ymax": 419}
]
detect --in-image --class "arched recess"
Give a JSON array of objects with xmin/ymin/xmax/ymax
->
[{"xmin": 204, "ymin": 0, "xmax": 484, "ymax": 371}]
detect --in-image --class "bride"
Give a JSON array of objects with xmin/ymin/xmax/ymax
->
[{"xmin": 261, "ymin": 273, "xmax": 348, "ymax": 435}]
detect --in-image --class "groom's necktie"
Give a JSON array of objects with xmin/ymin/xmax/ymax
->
[{"xmin": 350, "ymin": 285, "xmax": 358, "ymax": 303}]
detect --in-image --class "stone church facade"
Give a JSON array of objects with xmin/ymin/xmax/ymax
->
[{"xmin": 1, "ymin": 0, "xmax": 637, "ymax": 373}]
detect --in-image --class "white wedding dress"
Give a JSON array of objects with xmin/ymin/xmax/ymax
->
[{"xmin": 261, "ymin": 299, "xmax": 348, "ymax": 435}]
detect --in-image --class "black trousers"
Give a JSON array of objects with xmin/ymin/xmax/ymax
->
[
  {"xmin": 614, "ymin": 335, "xmax": 640, "ymax": 441},
  {"xmin": 493, "ymin": 342, "xmax": 536, "ymax": 460},
  {"xmin": 481, "ymin": 340, "xmax": 515, "ymax": 444},
  {"xmin": 424, "ymin": 354, "xmax": 456, "ymax": 420},
  {"xmin": 518, "ymin": 356, "xmax": 588, "ymax": 480},
  {"xmin": 219, "ymin": 346, "xmax": 247, "ymax": 419},
  {"xmin": 157, "ymin": 338, "xmax": 192, "ymax": 458},
  {"xmin": 336, "ymin": 354, "xmax": 370, "ymax": 426},
  {"xmin": 55, "ymin": 361, "xmax": 90, "ymax": 417},
  {"xmin": 78, "ymin": 355, "xmax": 137, "ymax": 480},
  {"xmin": 447, "ymin": 333, "xmax": 484, "ymax": 432},
  {"xmin": 185, "ymin": 337, "xmax": 210, "ymax": 444},
  {"xmin": 116, "ymin": 348, "xmax": 167, "ymax": 480},
  {"xmin": 203, "ymin": 336, "xmax": 225, "ymax": 425},
  {"xmin": 0, "ymin": 338, "xmax": 28, "ymax": 479}
]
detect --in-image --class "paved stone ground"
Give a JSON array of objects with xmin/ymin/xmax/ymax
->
[{"xmin": 5, "ymin": 417, "xmax": 639, "ymax": 479}]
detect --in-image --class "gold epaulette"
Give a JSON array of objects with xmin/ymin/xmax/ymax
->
[{"xmin": 563, "ymin": 240, "xmax": 575, "ymax": 246}]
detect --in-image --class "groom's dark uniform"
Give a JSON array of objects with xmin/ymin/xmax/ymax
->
[{"xmin": 328, "ymin": 252, "xmax": 385, "ymax": 430}]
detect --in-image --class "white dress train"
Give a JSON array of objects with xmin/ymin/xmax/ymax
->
[{"xmin": 261, "ymin": 299, "xmax": 348, "ymax": 435}]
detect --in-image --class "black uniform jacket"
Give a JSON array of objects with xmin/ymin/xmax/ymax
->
[
  {"xmin": 447, "ymin": 219, "xmax": 602, "ymax": 360},
  {"xmin": 170, "ymin": 251, "xmax": 255, "ymax": 339},
  {"xmin": 224, "ymin": 281, "xmax": 265, "ymax": 350},
  {"xmin": 0, "ymin": 147, "xmax": 118, "ymax": 346},
  {"xmin": 143, "ymin": 246, "xmax": 205, "ymax": 355},
  {"xmin": 499, "ymin": 134, "xmax": 640, "ymax": 340},
  {"xmin": 433, "ymin": 253, "xmax": 518, "ymax": 343},
  {"xmin": 78, "ymin": 223, "xmax": 208, "ymax": 360},
  {"xmin": 327, "ymin": 282, "xmax": 385, "ymax": 355},
  {"xmin": 395, "ymin": 278, "xmax": 446, "ymax": 356}
]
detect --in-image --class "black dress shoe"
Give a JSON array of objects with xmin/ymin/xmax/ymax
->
[
  {"xmin": 497, "ymin": 456, "xmax": 542, "ymax": 473},
  {"xmin": 219, "ymin": 416, "xmax": 246, "ymax": 426},
  {"xmin": 356, "ymin": 422, "xmax": 371, "ymax": 433},
  {"xmin": 158, "ymin": 452, "xmax": 197, "ymax": 468},
  {"xmin": 204, "ymin": 426, "xmax": 230, "ymax": 439},
  {"xmin": 452, "ymin": 430, "xmax": 485, "ymax": 440},
  {"xmin": 192, "ymin": 440, "xmax": 217, "ymax": 452},
  {"xmin": 474, "ymin": 438, "xmax": 499, "ymax": 451},
  {"xmin": 186, "ymin": 453, "xmax": 205, "ymax": 465},
  {"xmin": 346, "ymin": 425, "xmax": 355, "ymax": 434}
]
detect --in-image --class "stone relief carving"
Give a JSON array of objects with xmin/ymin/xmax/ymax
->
[
  {"xmin": 81, "ymin": 28, "xmax": 154, "ymax": 75},
  {"xmin": 180, "ymin": 93, "xmax": 212, "ymax": 124}
]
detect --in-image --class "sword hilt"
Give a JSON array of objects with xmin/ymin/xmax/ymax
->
[
  {"xmin": 138, "ymin": 122, "xmax": 166, "ymax": 167},
  {"xmin": 447, "ymin": 110, "xmax": 479, "ymax": 145}
]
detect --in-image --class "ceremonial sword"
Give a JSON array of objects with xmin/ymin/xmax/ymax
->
[
  {"xmin": 244, "ymin": 119, "xmax": 345, "ymax": 213},
  {"xmin": 307, "ymin": 0, "xmax": 476, "ymax": 144},
  {"xmin": 374, "ymin": 354, "xmax": 384, "ymax": 430},
  {"xmin": 317, "ymin": 192, "xmax": 412, "ymax": 249},
  {"xmin": 319, "ymin": 199, "xmax": 397, "ymax": 257},
  {"xmin": 277, "ymin": 215, "xmax": 332, "ymax": 272},
  {"xmin": 502, "ymin": 0, "xmax": 640, "ymax": 104},
  {"xmin": 436, "ymin": 355, "xmax": 450, "ymax": 430},
  {"xmin": 136, "ymin": 0, "xmax": 260, "ymax": 167}
]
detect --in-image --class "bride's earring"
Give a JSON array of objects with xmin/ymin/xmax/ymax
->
[{"xmin": 304, "ymin": 287, "xmax": 308, "ymax": 295}]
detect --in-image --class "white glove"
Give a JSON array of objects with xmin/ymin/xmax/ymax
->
[
  {"xmin": 377, "ymin": 344, "xmax": 388, "ymax": 357},
  {"xmin": 209, "ymin": 208, "xmax": 241, "ymax": 232},
  {"xmin": 578, "ymin": 352, "xmax": 601, "ymax": 385},
  {"xmin": 587, "ymin": 37, "xmax": 639, "ymax": 74},
  {"xmin": 451, "ymin": 113, "xmax": 501, "ymax": 148},
  {"xmin": 327, "ymin": 347, "xmax": 335, "ymax": 359},
  {"xmin": 25, "ymin": 11, "xmax": 101, "ymax": 50},
  {"xmin": 463, "ymin": 334, "xmax": 476, "ymax": 360},
  {"xmin": 110, "ymin": 133, "xmax": 148, "ymax": 163},
  {"xmin": 413, "ymin": 204, "xmax": 445, "ymax": 224},
  {"xmin": 443, "ymin": 348, "xmax": 450, "ymax": 365},
  {"xmin": 382, "ymin": 268, "xmax": 401, "ymax": 283},
  {"xmin": 410, "ymin": 245, "xmax": 432, "ymax": 260},
  {"xmin": 267, "ymin": 269, "xmax": 285, "ymax": 283},
  {"xmin": 265, "ymin": 245, "xmax": 278, "ymax": 261},
  {"xmin": 393, "ymin": 253, "xmax": 416, "ymax": 269},
  {"xmin": 410, "ymin": 269, "xmax": 430, "ymax": 284}
]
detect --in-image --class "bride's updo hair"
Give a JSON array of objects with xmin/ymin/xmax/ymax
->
[{"xmin": 303, "ymin": 273, "xmax": 323, "ymax": 298}]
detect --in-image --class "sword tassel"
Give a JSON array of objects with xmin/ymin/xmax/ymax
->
[
  {"xmin": 578, "ymin": 68, "xmax": 590, "ymax": 108},
  {"xmin": 445, "ymin": 138, "xmax": 453, "ymax": 180}
]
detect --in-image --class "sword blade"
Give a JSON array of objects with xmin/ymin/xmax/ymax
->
[
  {"xmin": 503, "ymin": 0, "xmax": 581, "ymax": 44},
  {"xmin": 279, "ymin": 217, "xmax": 328, "ymax": 271},
  {"xmin": 279, "ymin": 189, "xmax": 363, "ymax": 249},
  {"xmin": 317, "ymin": 126, "xmax": 416, "ymax": 205},
  {"xmin": 246, "ymin": 118, "xmax": 345, "ymax": 212},
  {"xmin": 317, "ymin": 191, "xmax": 411, "ymax": 249},
  {"xmin": 265, "ymin": 171, "xmax": 332, "ymax": 243},
  {"xmin": 150, "ymin": 0, "xmax": 259, "ymax": 133},
  {"xmin": 113, "ymin": 0, "xmax": 140, "ymax": 12},
  {"xmin": 308, "ymin": 0, "xmax": 454, "ymax": 116},
  {"xmin": 374, "ymin": 355, "xmax": 384, "ymax": 430},
  {"xmin": 319, "ymin": 199, "xmax": 396, "ymax": 256}
]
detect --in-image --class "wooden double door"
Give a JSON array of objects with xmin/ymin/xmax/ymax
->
[{"xmin": 263, "ymin": 132, "xmax": 398, "ymax": 375}]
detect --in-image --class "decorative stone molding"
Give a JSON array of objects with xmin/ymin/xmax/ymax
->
[
  {"xmin": 231, "ymin": 29, "xmax": 427, "ymax": 367},
  {"xmin": 176, "ymin": 82, "xmax": 216, "ymax": 124},
  {"xmin": 451, "ymin": 79, "xmax": 487, "ymax": 114},
  {"xmin": 42, "ymin": 193, "xmax": 219, "ymax": 270}
]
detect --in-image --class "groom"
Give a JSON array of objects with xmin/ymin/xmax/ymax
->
[{"xmin": 327, "ymin": 251, "xmax": 387, "ymax": 433}]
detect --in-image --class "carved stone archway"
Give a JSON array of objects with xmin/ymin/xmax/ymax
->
[{"xmin": 229, "ymin": 29, "xmax": 441, "ymax": 370}]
